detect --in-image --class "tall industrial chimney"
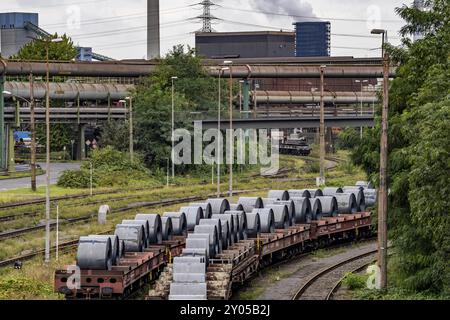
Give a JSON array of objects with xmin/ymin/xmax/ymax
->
[{"xmin": 147, "ymin": 0, "xmax": 160, "ymax": 59}]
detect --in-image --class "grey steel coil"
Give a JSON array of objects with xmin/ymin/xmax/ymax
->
[
  {"xmin": 211, "ymin": 214, "xmax": 235, "ymax": 245},
  {"xmin": 199, "ymin": 219, "xmax": 223, "ymax": 253},
  {"xmin": 88, "ymin": 235, "xmax": 120, "ymax": 265},
  {"xmin": 267, "ymin": 190, "xmax": 290, "ymax": 200},
  {"xmin": 334, "ymin": 193, "xmax": 358, "ymax": 214},
  {"xmin": 309, "ymin": 198, "xmax": 322, "ymax": 221},
  {"xmin": 322, "ymin": 187, "xmax": 344, "ymax": 196},
  {"xmin": 265, "ymin": 204, "xmax": 289, "ymax": 229},
  {"xmin": 189, "ymin": 202, "xmax": 212, "ymax": 219},
  {"xmin": 122, "ymin": 219, "xmax": 150, "ymax": 247},
  {"xmin": 290, "ymin": 197, "xmax": 312, "ymax": 223},
  {"xmin": 193, "ymin": 224, "xmax": 220, "ymax": 258},
  {"xmin": 180, "ymin": 206, "xmax": 204, "ymax": 231},
  {"xmin": 163, "ymin": 212, "xmax": 187, "ymax": 236},
  {"xmin": 288, "ymin": 189, "xmax": 311, "ymax": 198},
  {"xmin": 161, "ymin": 216, "xmax": 173, "ymax": 241},
  {"xmin": 229, "ymin": 203, "xmax": 244, "ymax": 211},
  {"xmin": 252, "ymin": 208, "xmax": 275, "ymax": 233},
  {"xmin": 224, "ymin": 210, "xmax": 246, "ymax": 241},
  {"xmin": 237, "ymin": 197, "xmax": 264, "ymax": 213},
  {"xmin": 77, "ymin": 236, "xmax": 113, "ymax": 270},
  {"xmin": 206, "ymin": 198, "xmax": 230, "ymax": 215},
  {"xmin": 315, "ymin": 196, "xmax": 339, "ymax": 217},
  {"xmin": 342, "ymin": 187, "xmax": 366, "ymax": 211},
  {"xmin": 274, "ymin": 200, "xmax": 295, "ymax": 226},
  {"xmin": 114, "ymin": 224, "xmax": 145, "ymax": 252},
  {"xmin": 307, "ymin": 189, "xmax": 324, "ymax": 198},
  {"xmin": 245, "ymin": 212, "xmax": 261, "ymax": 237},
  {"xmin": 134, "ymin": 213, "xmax": 163, "ymax": 244}
]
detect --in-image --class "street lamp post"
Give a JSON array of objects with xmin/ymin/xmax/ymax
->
[
  {"xmin": 371, "ymin": 28, "xmax": 389, "ymax": 290},
  {"xmin": 224, "ymin": 60, "xmax": 233, "ymax": 197},
  {"xmin": 355, "ymin": 80, "xmax": 369, "ymax": 139},
  {"xmin": 125, "ymin": 96, "xmax": 134, "ymax": 162},
  {"xmin": 171, "ymin": 76, "xmax": 178, "ymax": 180},
  {"xmin": 319, "ymin": 65, "xmax": 326, "ymax": 185},
  {"xmin": 217, "ymin": 67, "xmax": 229, "ymax": 197}
]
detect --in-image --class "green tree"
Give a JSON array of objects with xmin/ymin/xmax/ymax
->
[
  {"xmin": 351, "ymin": 0, "xmax": 450, "ymax": 295},
  {"xmin": 99, "ymin": 120, "xmax": 130, "ymax": 152},
  {"xmin": 12, "ymin": 33, "xmax": 78, "ymax": 153},
  {"xmin": 133, "ymin": 45, "xmax": 229, "ymax": 169},
  {"xmin": 11, "ymin": 33, "xmax": 77, "ymax": 61}
]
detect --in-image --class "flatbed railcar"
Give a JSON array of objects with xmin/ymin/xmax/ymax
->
[{"xmin": 55, "ymin": 212, "xmax": 372, "ymax": 300}]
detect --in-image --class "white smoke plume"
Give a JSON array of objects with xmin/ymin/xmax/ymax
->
[{"xmin": 250, "ymin": 0, "xmax": 318, "ymax": 21}]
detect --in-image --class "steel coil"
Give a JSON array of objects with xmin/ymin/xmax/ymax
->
[
  {"xmin": 252, "ymin": 208, "xmax": 275, "ymax": 233},
  {"xmin": 211, "ymin": 214, "xmax": 235, "ymax": 245},
  {"xmin": 265, "ymin": 204, "xmax": 289, "ymax": 229},
  {"xmin": 307, "ymin": 189, "xmax": 324, "ymax": 198},
  {"xmin": 290, "ymin": 197, "xmax": 312, "ymax": 223},
  {"xmin": 225, "ymin": 210, "xmax": 246, "ymax": 241},
  {"xmin": 238, "ymin": 197, "xmax": 264, "ymax": 213},
  {"xmin": 121, "ymin": 219, "xmax": 150, "ymax": 247},
  {"xmin": 245, "ymin": 212, "xmax": 261, "ymax": 237},
  {"xmin": 362, "ymin": 189, "xmax": 377, "ymax": 207},
  {"xmin": 342, "ymin": 188, "xmax": 366, "ymax": 211},
  {"xmin": 288, "ymin": 189, "xmax": 311, "ymax": 198},
  {"xmin": 206, "ymin": 198, "xmax": 230, "ymax": 214},
  {"xmin": 180, "ymin": 206, "xmax": 204, "ymax": 231},
  {"xmin": 267, "ymin": 190, "xmax": 290, "ymax": 200},
  {"xmin": 189, "ymin": 202, "xmax": 212, "ymax": 219},
  {"xmin": 274, "ymin": 200, "xmax": 295, "ymax": 226},
  {"xmin": 355, "ymin": 181, "xmax": 374, "ymax": 189},
  {"xmin": 134, "ymin": 214, "xmax": 163, "ymax": 244},
  {"xmin": 114, "ymin": 224, "xmax": 145, "ymax": 252},
  {"xmin": 334, "ymin": 193, "xmax": 358, "ymax": 214},
  {"xmin": 186, "ymin": 235, "xmax": 210, "ymax": 258},
  {"xmin": 199, "ymin": 219, "xmax": 223, "ymax": 253},
  {"xmin": 229, "ymin": 203, "xmax": 244, "ymax": 211},
  {"xmin": 77, "ymin": 236, "xmax": 113, "ymax": 270},
  {"xmin": 322, "ymin": 187, "xmax": 344, "ymax": 196},
  {"xmin": 261, "ymin": 198, "xmax": 278, "ymax": 207},
  {"xmin": 163, "ymin": 212, "xmax": 187, "ymax": 236},
  {"xmin": 309, "ymin": 198, "xmax": 322, "ymax": 221},
  {"xmin": 315, "ymin": 196, "xmax": 338, "ymax": 217},
  {"xmin": 193, "ymin": 224, "xmax": 220, "ymax": 257},
  {"xmin": 88, "ymin": 235, "xmax": 120, "ymax": 265},
  {"xmin": 161, "ymin": 216, "xmax": 173, "ymax": 241}
]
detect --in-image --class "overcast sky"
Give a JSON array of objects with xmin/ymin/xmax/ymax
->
[{"xmin": 1, "ymin": 0, "xmax": 410, "ymax": 60}]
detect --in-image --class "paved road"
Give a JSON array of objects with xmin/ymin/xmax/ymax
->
[{"xmin": 0, "ymin": 162, "xmax": 80, "ymax": 191}]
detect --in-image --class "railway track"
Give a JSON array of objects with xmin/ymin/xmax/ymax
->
[{"xmin": 292, "ymin": 249, "xmax": 377, "ymax": 300}]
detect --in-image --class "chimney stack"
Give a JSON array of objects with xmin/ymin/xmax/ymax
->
[{"xmin": 147, "ymin": 0, "xmax": 160, "ymax": 59}]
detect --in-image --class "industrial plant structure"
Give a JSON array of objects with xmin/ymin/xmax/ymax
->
[
  {"xmin": 195, "ymin": 31, "xmax": 295, "ymax": 58},
  {"xmin": 0, "ymin": 12, "xmax": 38, "ymax": 58},
  {"xmin": 294, "ymin": 21, "xmax": 331, "ymax": 57}
]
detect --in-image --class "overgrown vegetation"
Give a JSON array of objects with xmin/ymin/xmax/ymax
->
[
  {"xmin": 342, "ymin": 272, "xmax": 367, "ymax": 290},
  {"xmin": 350, "ymin": 0, "xmax": 449, "ymax": 297},
  {"xmin": 57, "ymin": 146, "xmax": 150, "ymax": 188}
]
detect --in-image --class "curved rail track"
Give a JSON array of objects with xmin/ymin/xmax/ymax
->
[{"xmin": 292, "ymin": 249, "xmax": 377, "ymax": 300}]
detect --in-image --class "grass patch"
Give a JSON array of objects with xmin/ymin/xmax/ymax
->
[{"xmin": 342, "ymin": 272, "xmax": 368, "ymax": 290}]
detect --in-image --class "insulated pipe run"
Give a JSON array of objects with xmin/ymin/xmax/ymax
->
[
  {"xmin": 254, "ymin": 91, "xmax": 379, "ymax": 104},
  {"xmin": 4, "ymin": 82, "xmax": 133, "ymax": 100}
]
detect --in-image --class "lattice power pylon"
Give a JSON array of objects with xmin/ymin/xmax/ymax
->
[{"xmin": 195, "ymin": 0, "xmax": 219, "ymax": 32}]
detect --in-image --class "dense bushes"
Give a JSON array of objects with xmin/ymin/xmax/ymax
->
[{"xmin": 57, "ymin": 146, "xmax": 149, "ymax": 188}]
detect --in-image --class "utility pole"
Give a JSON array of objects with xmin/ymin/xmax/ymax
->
[
  {"xmin": 378, "ymin": 50, "xmax": 390, "ymax": 290},
  {"xmin": 30, "ymin": 73, "xmax": 36, "ymax": 191},
  {"xmin": 44, "ymin": 41, "xmax": 51, "ymax": 264},
  {"xmin": 171, "ymin": 77, "xmax": 177, "ymax": 180},
  {"xmin": 319, "ymin": 65, "xmax": 326, "ymax": 185},
  {"xmin": 224, "ymin": 61, "xmax": 233, "ymax": 197},
  {"xmin": 371, "ymin": 28, "xmax": 389, "ymax": 290},
  {"xmin": 126, "ymin": 96, "xmax": 134, "ymax": 162}
]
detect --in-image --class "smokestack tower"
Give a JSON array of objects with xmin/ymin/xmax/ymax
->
[{"xmin": 147, "ymin": 0, "xmax": 160, "ymax": 59}]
